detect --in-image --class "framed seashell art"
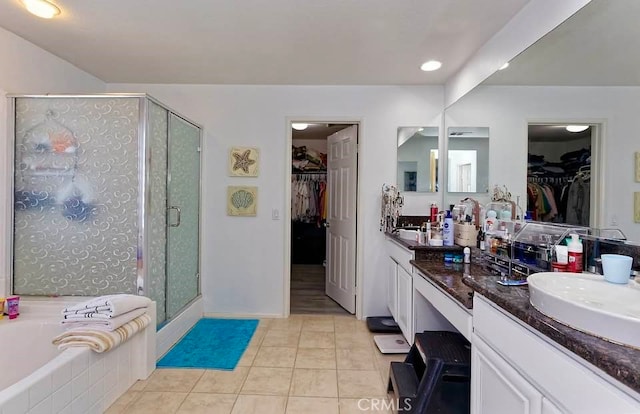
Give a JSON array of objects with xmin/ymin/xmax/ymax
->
[
  {"xmin": 229, "ymin": 146, "xmax": 259, "ymax": 177},
  {"xmin": 227, "ymin": 186, "xmax": 258, "ymax": 216}
]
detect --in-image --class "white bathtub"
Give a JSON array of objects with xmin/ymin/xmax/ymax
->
[{"xmin": 0, "ymin": 300, "xmax": 156, "ymax": 414}]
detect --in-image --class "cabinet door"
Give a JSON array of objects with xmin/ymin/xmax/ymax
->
[
  {"xmin": 472, "ymin": 337, "xmax": 542, "ymax": 414},
  {"xmin": 387, "ymin": 257, "xmax": 398, "ymax": 320},
  {"xmin": 396, "ymin": 265, "xmax": 413, "ymax": 343},
  {"xmin": 541, "ymin": 398, "xmax": 563, "ymax": 414}
]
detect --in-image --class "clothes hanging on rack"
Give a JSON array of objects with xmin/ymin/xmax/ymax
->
[
  {"xmin": 291, "ymin": 173, "xmax": 327, "ymax": 222},
  {"xmin": 565, "ymin": 167, "xmax": 591, "ymax": 226},
  {"xmin": 527, "ymin": 166, "xmax": 590, "ymax": 225},
  {"xmin": 527, "ymin": 146, "xmax": 590, "ymax": 224}
]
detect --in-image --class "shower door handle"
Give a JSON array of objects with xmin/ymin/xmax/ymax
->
[{"xmin": 168, "ymin": 206, "xmax": 182, "ymax": 227}]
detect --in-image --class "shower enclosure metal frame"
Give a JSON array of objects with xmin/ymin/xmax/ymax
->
[{"xmin": 5, "ymin": 93, "xmax": 202, "ymax": 325}]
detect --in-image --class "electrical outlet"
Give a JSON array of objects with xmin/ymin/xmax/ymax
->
[{"xmin": 635, "ymin": 192, "xmax": 640, "ymax": 223}]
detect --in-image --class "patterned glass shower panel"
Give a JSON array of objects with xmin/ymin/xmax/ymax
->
[
  {"xmin": 147, "ymin": 101, "xmax": 169, "ymax": 323},
  {"xmin": 166, "ymin": 114, "xmax": 201, "ymax": 319},
  {"xmin": 13, "ymin": 97, "xmax": 140, "ymax": 296}
]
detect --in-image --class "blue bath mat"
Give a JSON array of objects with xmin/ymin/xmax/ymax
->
[{"xmin": 157, "ymin": 318, "xmax": 259, "ymax": 370}]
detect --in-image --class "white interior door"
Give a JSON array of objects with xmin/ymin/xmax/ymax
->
[{"xmin": 325, "ymin": 125, "xmax": 357, "ymax": 313}]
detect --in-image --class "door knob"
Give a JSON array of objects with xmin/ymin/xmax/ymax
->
[{"xmin": 324, "ymin": 222, "xmax": 330, "ymax": 228}]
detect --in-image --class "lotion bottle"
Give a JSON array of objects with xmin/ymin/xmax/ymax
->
[
  {"xmin": 443, "ymin": 210, "xmax": 454, "ymax": 246},
  {"xmin": 567, "ymin": 234, "xmax": 583, "ymax": 273}
]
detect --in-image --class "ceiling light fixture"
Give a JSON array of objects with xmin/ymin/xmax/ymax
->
[
  {"xmin": 420, "ymin": 60, "xmax": 442, "ymax": 72},
  {"xmin": 22, "ymin": 0, "xmax": 61, "ymax": 19},
  {"xmin": 292, "ymin": 123, "xmax": 308, "ymax": 131},
  {"xmin": 499, "ymin": 62, "xmax": 510, "ymax": 70},
  {"xmin": 566, "ymin": 125, "xmax": 589, "ymax": 133}
]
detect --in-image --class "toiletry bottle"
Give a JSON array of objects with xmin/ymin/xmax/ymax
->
[
  {"xmin": 567, "ymin": 233, "xmax": 583, "ymax": 273},
  {"xmin": 430, "ymin": 203, "xmax": 438, "ymax": 223},
  {"xmin": 425, "ymin": 220, "xmax": 432, "ymax": 245},
  {"xmin": 443, "ymin": 210, "xmax": 454, "ymax": 246},
  {"xmin": 484, "ymin": 210, "xmax": 497, "ymax": 233}
]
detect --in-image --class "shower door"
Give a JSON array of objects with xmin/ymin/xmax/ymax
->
[{"xmin": 165, "ymin": 114, "xmax": 201, "ymax": 320}]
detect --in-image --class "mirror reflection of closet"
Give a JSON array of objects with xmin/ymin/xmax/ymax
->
[
  {"xmin": 527, "ymin": 124, "xmax": 594, "ymax": 226},
  {"xmin": 447, "ymin": 127, "xmax": 489, "ymax": 193},
  {"xmin": 397, "ymin": 127, "xmax": 438, "ymax": 193}
]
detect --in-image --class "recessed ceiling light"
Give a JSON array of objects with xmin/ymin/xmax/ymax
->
[
  {"xmin": 420, "ymin": 60, "xmax": 442, "ymax": 72},
  {"xmin": 292, "ymin": 123, "xmax": 308, "ymax": 131},
  {"xmin": 22, "ymin": 0, "xmax": 61, "ymax": 19},
  {"xmin": 566, "ymin": 125, "xmax": 589, "ymax": 133},
  {"xmin": 499, "ymin": 62, "xmax": 510, "ymax": 70}
]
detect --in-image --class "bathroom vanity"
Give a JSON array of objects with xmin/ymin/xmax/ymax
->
[{"xmin": 385, "ymin": 231, "xmax": 640, "ymax": 413}]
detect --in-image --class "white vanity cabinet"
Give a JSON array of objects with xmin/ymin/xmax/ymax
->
[
  {"xmin": 387, "ymin": 255, "xmax": 398, "ymax": 321},
  {"xmin": 472, "ymin": 294, "xmax": 640, "ymax": 414},
  {"xmin": 385, "ymin": 237, "xmax": 415, "ymax": 343},
  {"xmin": 541, "ymin": 398, "xmax": 563, "ymax": 414},
  {"xmin": 396, "ymin": 264, "xmax": 413, "ymax": 340},
  {"xmin": 472, "ymin": 334, "xmax": 542, "ymax": 414}
]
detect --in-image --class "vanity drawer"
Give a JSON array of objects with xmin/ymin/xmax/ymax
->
[{"xmin": 386, "ymin": 237, "xmax": 414, "ymax": 273}]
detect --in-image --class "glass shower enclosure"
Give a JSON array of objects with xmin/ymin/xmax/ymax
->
[{"xmin": 8, "ymin": 94, "xmax": 201, "ymax": 325}]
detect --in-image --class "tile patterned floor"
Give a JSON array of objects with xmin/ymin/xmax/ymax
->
[{"xmin": 106, "ymin": 315, "xmax": 406, "ymax": 414}]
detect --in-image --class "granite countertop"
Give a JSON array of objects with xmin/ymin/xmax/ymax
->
[
  {"xmin": 406, "ymin": 243, "xmax": 640, "ymax": 395},
  {"xmin": 385, "ymin": 231, "xmax": 464, "ymax": 253},
  {"xmin": 410, "ymin": 260, "xmax": 478, "ymax": 309},
  {"xmin": 462, "ymin": 273, "xmax": 640, "ymax": 395}
]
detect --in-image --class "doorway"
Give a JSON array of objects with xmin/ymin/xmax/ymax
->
[
  {"xmin": 287, "ymin": 122, "xmax": 358, "ymax": 315},
  {"xmin": 527, "ymin": 123, "xmax": 602, "ymax": 227}
]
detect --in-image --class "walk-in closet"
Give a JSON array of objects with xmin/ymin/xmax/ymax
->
[
  {"xmin": 527, "ymin": 124, "xmax": 592, "ymax": 226},
  {"xmin": 290, "ymin": 123, "xmax": 354, "ymax": 315}
]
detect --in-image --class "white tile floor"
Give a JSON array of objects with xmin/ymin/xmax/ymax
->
[{"xmin": 105, "ymin": 315, "xmax": 406, "ymax": 414}]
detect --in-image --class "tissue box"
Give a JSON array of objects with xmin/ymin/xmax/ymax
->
[{"xmin": 454, "ymin": 223, "xmax": 478, "ymax": 247}]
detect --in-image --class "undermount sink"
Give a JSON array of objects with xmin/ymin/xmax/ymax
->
[{"xmin": 527, "ymin": 272, "xmax": 640, "ymax": 349}]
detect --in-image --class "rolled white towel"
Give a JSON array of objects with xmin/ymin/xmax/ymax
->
[
  {"xmin": 62, "ymin": 294, "xmax": 151, "ymax": 319},
  {"xmin": 61, "ymin": 307, "xmax": 147, "ymax": 332},
  {"xmin": 53, "ymin": 313, "xmax": 152, "ymax": 352}
]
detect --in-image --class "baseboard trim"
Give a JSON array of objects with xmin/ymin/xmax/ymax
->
[
  {"xmin": 203, "ymin": 311, "xmax": 284, "ymax": 319},
  {"xmin": 157, "ymin": 297, "xmax": 203, "ymax": 359}
]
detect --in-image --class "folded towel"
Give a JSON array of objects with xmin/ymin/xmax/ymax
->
[
  {"xmin": 53, "ymin": 313, "xmax": 152, "ymax": 353},
  {"xmin": 62, "ymin": 294, "xmax": 151, "ymax": 319},
  {"xmin": 61, "ymin": 308, "xmax": 147, "ymax": 331}
]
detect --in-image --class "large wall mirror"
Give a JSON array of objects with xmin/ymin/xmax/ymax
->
[
  {"xmin": 443, "ymin": 0, "xmax": 640, "ymax": 241},
  {"xmin": 397, "ymin": 127, "xmax": 438, "ymax": 193},
  {"xmin": 447, "ymin": 127, "xmax": 489, "ymax": 193}
]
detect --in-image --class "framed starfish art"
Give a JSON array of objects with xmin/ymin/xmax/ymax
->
[{"xmin": 229, "ymin": 146, "xmax": 259, "ymax": 177}]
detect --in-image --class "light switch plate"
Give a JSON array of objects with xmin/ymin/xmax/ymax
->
[
  {"xmin": 636, "ymin": 152, "xmax": 640, "ymax": 182},
  {"xmin": 635, "ymin": 192, "xmax": 640, "ymax": 223}
]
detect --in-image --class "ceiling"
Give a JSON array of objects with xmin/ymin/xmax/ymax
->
[
  {"xmin": 528, "ymin": 125, "xmax": 591, "ymax": 142},
  {"xmin": 0, "ymin": 0, "xmax": 529, "ymax": 85},
  {"xmin": 292, "ymin": 124, "xmax": 351, "ymax": 140},
  {"xmin": 485, "ymin": 0, "xmax": 640, "ymax": 86}
]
